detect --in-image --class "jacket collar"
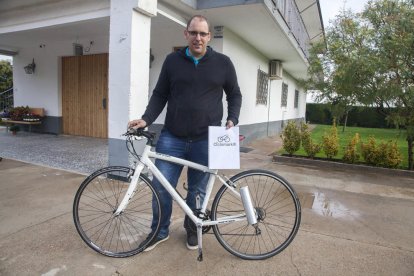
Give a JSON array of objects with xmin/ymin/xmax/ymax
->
[{"xmin": 180, "ymin": 46, "xmax": 213, "ymax": 62}]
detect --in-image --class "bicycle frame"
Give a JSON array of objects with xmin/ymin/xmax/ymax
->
[{"xmin": 114, "ymin": 142, "xmax": 246, "ymax": 228}]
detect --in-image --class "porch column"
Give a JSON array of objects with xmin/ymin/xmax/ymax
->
[{"xmin": 108, "ymin": 0, "xmax": 157, "ymax": 166}]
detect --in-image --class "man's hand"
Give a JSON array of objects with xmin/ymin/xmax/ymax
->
[
  {"xmin": 128, "ymin": 119, "xmax": 147, "ymax": 129},
  {"xmin": 226, "ymin": 120, "xmax": 234, "ymax": 129}
]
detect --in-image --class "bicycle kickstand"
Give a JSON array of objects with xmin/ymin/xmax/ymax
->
[{"xmin": 197, "ymin": 224, "xmax": 203, "ymax": 262}]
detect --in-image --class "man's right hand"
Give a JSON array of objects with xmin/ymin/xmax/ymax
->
[{"xmin": 128, "ymin": 119, "xmax": 147, "ymax": 129}]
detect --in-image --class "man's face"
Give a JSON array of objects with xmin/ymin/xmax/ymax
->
[{"xmin": 184, "ymin": 18, "xmax": 211, "ymax": 58}]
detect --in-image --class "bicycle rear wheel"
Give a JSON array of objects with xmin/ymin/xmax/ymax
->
[
  {"xmin": 73, "ymin": 166, "xmax": 161, "ymax": 257},
  {"xmin": 211, "ymin": 169, "xmax": 301, "ymax": 260}
]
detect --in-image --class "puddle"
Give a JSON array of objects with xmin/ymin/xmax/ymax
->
[
  {"xmin": 301, "ymin": 192, "xmax": 360, "ymax": 220},
  {"xmin": 41, "ymin": 265, "xmax": 67, "ymax": 276}
]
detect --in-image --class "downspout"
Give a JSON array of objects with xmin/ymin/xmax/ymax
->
[{"xmin": 267, "ymin": 79, "xmax": 272, "ymax": 136}]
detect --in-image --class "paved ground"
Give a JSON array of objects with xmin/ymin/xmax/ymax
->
[
  {"xmin": 0, "ymin": 128, "xmax": 108, "ymax": 174},
  {"xmin": 0, "ymin": 129, "xmax": 414, "ymax": 275}
]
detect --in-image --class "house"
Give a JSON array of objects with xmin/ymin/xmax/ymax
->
[{"xmin": 0, "ymin": 0, "xmax": 324, "ymax": 166}]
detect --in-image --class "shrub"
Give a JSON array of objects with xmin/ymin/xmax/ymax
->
[
  {"xmin": 360, "ymin": 136, "xmax": 381, "ymax": 165},
  {"xmin": 9, "ymin": 125, "xmax": 20, "ymax": 132},
  {"xmin": 301, "ymin": 122, "xmax": 321, "ymax": 158},
  {"xmin": 322, "ymin": 120, "xmax": 339, "ymax": 159},
  {"xmin": 378, "ymin": 141, "xmax": 403, "ymax": 168},
  {"xmin": 360, "ymin": 137, "xmax": 402, "ymax": 168},
  {"xmin": 342, "ymin": 133, "xmax": 360, "ymax": 163},
  {"xmin": 281, "ymin": 121, "xmax": 301, "ymax": 156}
]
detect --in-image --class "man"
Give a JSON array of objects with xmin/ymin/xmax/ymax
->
[{"xmin": 128, "ymin": 15, "xmax": 242, "ymax": 251}]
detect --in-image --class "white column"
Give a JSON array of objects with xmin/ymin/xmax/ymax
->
[{"xmin": 108, "ymin": 0, "xmax": 157, "ymax": 166}]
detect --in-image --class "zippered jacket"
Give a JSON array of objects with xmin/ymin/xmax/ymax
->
[{"xmin": 142, "ymin": 46, "xmax": 242, "ymax": 140}]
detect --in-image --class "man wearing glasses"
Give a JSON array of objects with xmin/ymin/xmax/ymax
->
[{"xmin": 129, "ymin": 15, "xmax": 242, "ymax": 251}]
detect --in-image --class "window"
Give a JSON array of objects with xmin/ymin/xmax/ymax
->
[
  {"xmin": 256, "ymin": 69, "xmax": 269, "ymax": 105},
  {"xmin": 294, "ymin": 89, "xmax": 299, "ymax": 108},
  {"xmin": 281, "ymin": 83, "xmax": 288, "ymax": 107}
]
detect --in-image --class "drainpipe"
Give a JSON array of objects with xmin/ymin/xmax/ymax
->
[{"xmin": 267, "ymin": 79, "xmax": 272, "ymax": 136}]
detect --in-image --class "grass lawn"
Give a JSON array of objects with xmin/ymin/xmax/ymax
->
[{"xmin": 281, "ymin": 124, "xmax": 409, "ymax": 169}]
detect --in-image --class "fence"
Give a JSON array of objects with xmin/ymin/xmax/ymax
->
[
  {"xmin": 0, "ymin": 88, "xmax": 14, "ymax": 111},
  {"xmin": 271, "ymin": 0, "xmax": 311, "ymax": 58}
]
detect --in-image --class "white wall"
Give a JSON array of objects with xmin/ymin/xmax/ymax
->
[
  {"xmin": 222, "ymin": 28, "xmax": 269, "ymax": 125},
  {"xmin": 277, "ymin": 71, "xmax": 306, "ymax": 120},
  {"xmin": 13, "ymin": 34, "xmax": 109, "ymax": 117},
  {"xmin": 149, "ymin": 20, "xmax": 185, "ymax": 124},
  {"xmin": 222, "ymin": 27, "xmax": 305, "ymax": 127}
]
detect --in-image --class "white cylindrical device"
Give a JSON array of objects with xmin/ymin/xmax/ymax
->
[{"xmin": 240, "ymin": 186, "xmax": 258, "ymax": 225}]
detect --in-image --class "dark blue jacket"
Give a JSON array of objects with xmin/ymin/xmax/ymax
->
[{"xmin": 142, "ymin": 46, "xmax": 242, "ymax": 140}]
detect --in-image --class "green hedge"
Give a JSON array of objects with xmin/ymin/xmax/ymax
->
[{"xmin": 306, "ymin": 103, "xmax": 393, "ymax": 128}]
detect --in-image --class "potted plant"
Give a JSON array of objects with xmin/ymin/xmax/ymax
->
[
  {"xmin": 23, "ymin": 113, "xmax": 41, "ymax": 122},
  {"xmin": 9, "ymin": 125, "xmax": 20, "ymax": 135},
  {"xmin": 9, "ymin": 106, "xmax": 30, "ymax": 121},
  {"xmin": 0, "ymin": 110, "xmax": 11, "ymax": 121}
]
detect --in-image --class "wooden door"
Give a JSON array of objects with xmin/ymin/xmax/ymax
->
[{"xmin": 62, "ymin": 54, "xmax": 108, "ymax": 138}]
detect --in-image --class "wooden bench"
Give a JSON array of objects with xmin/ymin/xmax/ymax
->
[{"xmin": 4, "ymin": 108, "xmax": 45, "ymax": 132}]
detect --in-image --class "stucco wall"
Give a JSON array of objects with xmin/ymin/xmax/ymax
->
[{"xmin": 222, "ymin": 27, "xmax": 306, "ymax": 126}]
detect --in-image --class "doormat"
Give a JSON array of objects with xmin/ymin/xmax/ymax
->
[{"xmin": 240, "ymin": 147, "xmax": 254, "ymax": 153}]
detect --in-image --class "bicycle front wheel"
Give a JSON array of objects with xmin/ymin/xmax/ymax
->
[
  {"xmin": 73, "ymin": 166, "xmax": 161, "ymax": 257},
  {"xmin": 211, "ymin": 169, "xmax": 301, "ymax": 260}
]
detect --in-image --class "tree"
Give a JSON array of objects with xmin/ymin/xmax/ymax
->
[
  {"xmin": 304, "ymin": 0, "xmax": 414, "ymax": 170},
  {"xmin": 0, "ymin": 60, "xmax": 13, "ymax": 92},
  {"xmin": 362, "ymin": 0, "xmax": 414, "ymax": 170},
  {"xmin": 304, "ymin": 11, "xmax": 371, "ymax": 131}
]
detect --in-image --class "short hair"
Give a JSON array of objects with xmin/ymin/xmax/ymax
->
[{"xmin": 186, "ymin": 15, "xmax": 210, "ymax": 32}]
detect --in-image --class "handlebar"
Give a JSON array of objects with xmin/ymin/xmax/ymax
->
[{"xmin": 124, "ymin": 128, "xmax": 156, "ymax": 142}]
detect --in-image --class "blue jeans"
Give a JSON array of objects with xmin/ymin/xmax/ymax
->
[{"xmin": 151, "ymin": 129, "xmax": 209, "ymax": 238}]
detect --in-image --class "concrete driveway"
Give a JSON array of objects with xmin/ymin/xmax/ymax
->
[{"xmin": 0, "ymin": 132, "xmax": 413, "ymax": 275}]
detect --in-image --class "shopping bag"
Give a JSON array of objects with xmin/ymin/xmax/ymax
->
[{"xmin": 208, "ymin": 126, "xmax": 240, "ymax": 169}]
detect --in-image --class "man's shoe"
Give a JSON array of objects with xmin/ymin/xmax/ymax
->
[
  {"xmin": 140, "ymin": 235, "xmax": 169, "ymax": 252},
  {"xmin": 186, "ymin": 231, "xmax": 198, "ymax": 250}
]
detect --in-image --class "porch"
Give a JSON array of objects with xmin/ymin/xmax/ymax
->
[{"xmin": 0, "ymin": 127, "xmax": 108, "ymax": 175}]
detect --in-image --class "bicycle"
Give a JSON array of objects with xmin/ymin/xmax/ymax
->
[{"xmin": 73, "ymin": 128, "xmax": 301, "ymax": 261}]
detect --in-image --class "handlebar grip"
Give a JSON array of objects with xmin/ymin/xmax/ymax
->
[{"xmin": 125, "ymin": 128, "xmax": 155, "ymax": 140}]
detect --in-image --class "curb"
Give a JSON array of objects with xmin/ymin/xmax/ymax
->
[{"xmin": 272, "ymin": 155, "xmax": 414, "ymax": 178}]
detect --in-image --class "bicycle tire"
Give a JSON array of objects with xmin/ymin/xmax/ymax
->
[
  {"xmin": 211, "ymin": 169, "xmax": 301, "ymax": 260},
  {"xmin": 73, "ymin": 166, "xmax": 161, "ymax": 257}
]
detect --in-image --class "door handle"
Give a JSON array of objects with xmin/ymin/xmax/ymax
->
[{"xmin": 102, "ymin": 98, "xmax": 107, "ymax": 109}]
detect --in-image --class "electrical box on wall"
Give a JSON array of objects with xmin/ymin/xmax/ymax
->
[
  {"xmin": 73, "ymin": 43, "xmax": 83, "ymax": 56},
  {"xmin": 269, "ymin": 60, "xmax": 282, "ymax": 80}
]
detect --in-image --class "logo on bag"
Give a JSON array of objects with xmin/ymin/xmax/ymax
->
[
  {"xmin": 217, "ymin": 135, "xmax": 230, "ymax": 143},
  {"xmin": 214, "ymin": 135, "xmax": 236, "ymax": 146}
]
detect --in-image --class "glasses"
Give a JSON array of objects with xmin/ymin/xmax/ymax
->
[{"xmin": 187, "ymin": 30, "xmax": 210, "ymax": 38}]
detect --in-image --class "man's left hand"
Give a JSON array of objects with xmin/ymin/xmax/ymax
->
[{"xmin": 226, "ymin": 120, "xmax": 234, "ymax": 129}]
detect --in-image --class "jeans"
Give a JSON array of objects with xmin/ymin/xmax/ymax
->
[{"xmin": 150, "ymin": 128, "xmax": 209, "ymax": 238}]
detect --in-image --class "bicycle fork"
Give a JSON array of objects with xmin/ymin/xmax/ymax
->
[
  {"xmin": 114, "ymin": 163, "xmax": 145, "ymax": 216},
  {"xmin": 240, "ymin": 186, "xmax": 258, "ymax": 225},
  {"xmin": 240, "ymin": 186, "xmax": 262, "ymax": 235}
]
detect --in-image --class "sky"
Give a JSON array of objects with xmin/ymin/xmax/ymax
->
[{"xmin": 319, "ymin": 0, "xmax": 370, "ymax": 27}]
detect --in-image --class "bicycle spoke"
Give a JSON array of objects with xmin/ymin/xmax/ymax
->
[
  {"xmin": 74, "ymin": 167, "xmax": 161, "ymax": 257},
  {"xmin": 212, "ymin": 170, "xmax": 300, "ymax": 259}
]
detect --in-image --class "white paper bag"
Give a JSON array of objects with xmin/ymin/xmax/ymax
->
[{"xmin": 208, "ymin": 126, "xmax": 240, "ymax": 169}]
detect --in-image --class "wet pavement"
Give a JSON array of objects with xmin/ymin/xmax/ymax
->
[{"xmin": 0, "ymin": 129, "xmax": 414, "ymax": 275}]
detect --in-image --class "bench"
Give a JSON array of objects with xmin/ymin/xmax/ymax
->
[{"xmin": 4, "ymin": 108, "xmax": 45, "ymax": 132}]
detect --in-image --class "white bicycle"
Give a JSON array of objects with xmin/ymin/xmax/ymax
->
[{"xmin": 73, "ymin": 128, "xmax": 301, "ymax": 261}]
